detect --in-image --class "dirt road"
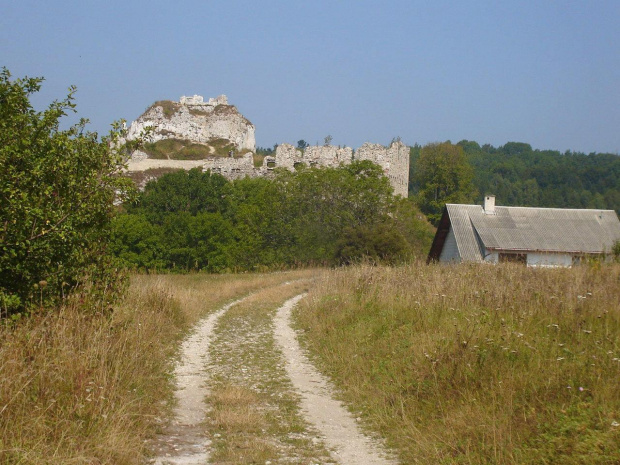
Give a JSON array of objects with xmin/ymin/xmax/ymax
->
[{"xmin": 150, "ymin": 282, "xmax": 396, "ymax": 464}]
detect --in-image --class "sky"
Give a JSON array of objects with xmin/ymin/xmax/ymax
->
[{"xmin": 2, "ymin": 0, "xmax": 619, "ymax": 154}]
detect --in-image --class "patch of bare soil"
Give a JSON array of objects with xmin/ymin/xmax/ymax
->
[{"xmin": 273, "ymin": 295, "xmax": 398, "ymax": 465}]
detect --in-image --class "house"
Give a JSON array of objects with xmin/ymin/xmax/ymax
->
[{"xmin": 427, "ymin": 196, "xmax": 620, "ymax": 266}]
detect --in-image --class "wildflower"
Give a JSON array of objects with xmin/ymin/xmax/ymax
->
[
  {"xmin": 579, "ymin": 387, "xmax": 585, "ymax": 392},
  {"xmin": 612, "ymin": 421, "xmax": 619, "ymax": 427}
]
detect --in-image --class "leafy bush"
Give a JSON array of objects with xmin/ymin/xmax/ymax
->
[{"xmin": 0, "ymin": 69, "xmax": 133, "ymax": 315}]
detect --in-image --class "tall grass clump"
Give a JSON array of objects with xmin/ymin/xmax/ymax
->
[
  {"xmin": 0, "ymin": 277, "xmax": 183, "ymax": 464},
  {"xmin": 0, "ymin": 270, "xmax": 315, "ymax": 464},
  {"xmin": 297, "ymin": 263, "xmax": 620, "ymax": 464}
]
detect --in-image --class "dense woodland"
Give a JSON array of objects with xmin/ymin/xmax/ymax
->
[
  {"xmin": 111, "ymin": 140, "xmax": 620, "ymax": 270},
  {"xmin": 111, "ymin": 164, "xmax": 435, "ymax": 272},
  {"xmin": 409, "ymin": 141, "xmax": 620, "ymax": 214}
]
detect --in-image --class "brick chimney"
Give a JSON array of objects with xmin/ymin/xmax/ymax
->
[{"xmin": 484, "ymin": 195, "xmax": 496, "ymax": 215}]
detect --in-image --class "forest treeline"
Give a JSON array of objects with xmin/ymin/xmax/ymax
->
[
  {"xmin": 111, "ymin": 163, "xmax": 435, "ymax": 272},
  {"xmin": 409, "ymin": 140, "xmax": 620, "ymax": 213}
]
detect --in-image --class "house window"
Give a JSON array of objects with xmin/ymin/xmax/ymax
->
[{"xmin": 499, "ymin": 253, "xmax": 527, "ymax": 264}]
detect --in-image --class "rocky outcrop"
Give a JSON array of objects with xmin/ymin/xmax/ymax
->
[
  {"xmin": 124, "ymin": 94, "xmax": 409, "ymax": 197},
  {"xmin": 126, "ymin": 95, "xmax": 255, "ymax": 152}
]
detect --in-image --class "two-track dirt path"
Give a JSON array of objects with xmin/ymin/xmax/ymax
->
[{"xmin": 149, "ymin": 282, "xmax": 396, "ymax": 464}]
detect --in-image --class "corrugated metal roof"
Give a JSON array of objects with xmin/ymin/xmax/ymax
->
[
  {"xmin": 446, "ymin": 204, "xmax": 620, "ymax": 257},
  {"xmin": 446, "ymin": 205, "xmax": 485, "ymax": 262}
]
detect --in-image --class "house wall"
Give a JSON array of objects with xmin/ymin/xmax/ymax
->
[
  {"xmin": 526, "ymin": 252, "xmax": 572, "ymax": 267},
  {"xmin": 484, "ymin": 250, "xmax": 573, "ymax": 267},
  {"xmin": 439, "ymin": 226, "xmax": 460, "ymax": 262}
]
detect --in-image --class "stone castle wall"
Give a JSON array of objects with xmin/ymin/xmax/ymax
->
[
  {"xmin": 269, "ymin": 141, "xmax": 409, "ymax": 197},
  {"xmin": 127, "ymin": 141, "xmax": 410, "ymax": 197},
  {"xmin": 125, "ymin": 95, "xmax": 409, "ymax": 196}
]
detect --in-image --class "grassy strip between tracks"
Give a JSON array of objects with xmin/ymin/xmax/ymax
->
[{"xmin": 206, "ymin": 279, "xmax": 334, "ymax": 464}]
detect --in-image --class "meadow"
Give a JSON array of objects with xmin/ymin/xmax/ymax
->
[
  {"xmin": 2, "ymin": 263, "xmax": 619, "ymax": 464},
  {"xmin": 0, "ymin": 270, "xmax": 312, "ymax": 464},
  {"xmin": 296, "ymin": 262, "xmax": 620, "ymax": 464}
]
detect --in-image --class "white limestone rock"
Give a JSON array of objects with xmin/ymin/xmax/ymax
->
[{"xmin": 127, "ymin": 95, "xmax": 255, "ymax": 152}]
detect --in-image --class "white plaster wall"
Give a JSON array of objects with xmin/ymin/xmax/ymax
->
[
  {"xmin": 526, "ymin": 252, "xmax": 572, "ymax": 267},
  {"xmin": 126, "ymin": 158, "xmax": 206, "ymax": 171}
]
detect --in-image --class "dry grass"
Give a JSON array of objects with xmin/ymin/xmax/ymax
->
[
  {"xmin": 0, "ymin": 270, "xmax": 312, "ymax": 464},
  {"xmin": 296, "ymin": 262, "xmax": 620, "ymax": 464}
]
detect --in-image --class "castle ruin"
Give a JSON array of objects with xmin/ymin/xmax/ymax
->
[{"xmin": 126, "ymin": 95, "xmax": 410, "ymax": 197}]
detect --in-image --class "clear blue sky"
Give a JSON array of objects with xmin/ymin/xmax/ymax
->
[{"xmin": 2, "ymin": 0, "xmax": 619, "ymax": 154}]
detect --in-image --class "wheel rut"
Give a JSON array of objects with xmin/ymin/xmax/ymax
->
[
  {"xmin": 149, "ymin": 283, "xmax": 397, "ymax": 464},
  {"xmin": 274, "ymin": 295, "xmax": 397, "ymax": 465}
]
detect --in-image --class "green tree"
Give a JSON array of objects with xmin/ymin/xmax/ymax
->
[
  {"xmin": 414, "ymin": 142, "xmax": 477, "ymax": 224},
  {"xmin": 0, "ymin": 69, "xmax": 133, "ymax": 315},
  {"xmin": 134, "ymin": 168, "xmax": 231, "ymax": 221},
  {"xmin": 297, "ymin": 140, "xmax": 309, "ymax": 150}
]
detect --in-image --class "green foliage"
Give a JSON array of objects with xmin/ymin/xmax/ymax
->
[
  {"xmin": 255, "ymin": 146, "xmax": 275, "ymax": 156},
  {"xmin": 335, "ymin": 223, "xmax": 411, "ymax": 265},
  {"xmin": 297, "ymin": 139, "xmax": 309, "ymax": 150},
  {"xmin": 0, "ymin": 69, "xmax": 132, "ymax": 315},
  {"xmin": 457, "ymin": 140, "xmax": 620, "ymax": 212},
  {"xmin": 413, "ymin": 142, "xmax": 477, "ymax": 224},
  {"xmin": 410, "ymin": 140, "xmax": 620, "ymax": 214},
  {"xmin": 612, "ymin": 240, "xmax": 620, "ymax": 262},
  {"xmin": 113, "ymin": 161, "xmax": 432, "ymax": 271},
  {"xmin": 142, "ymin": 137, "xmax": 238, "ymax": 160},
  {"xmin": 143, "ymin": 138, "xmax": 185, "ymax": 159}
]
